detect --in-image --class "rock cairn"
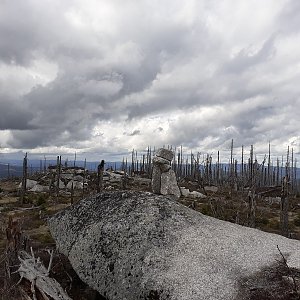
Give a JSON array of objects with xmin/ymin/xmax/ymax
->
[{"xmin": 151, "ymin": 148, "xmax": 181, "ymax": 198}]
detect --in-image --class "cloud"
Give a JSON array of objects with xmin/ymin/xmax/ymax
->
[
  {"xmin": 0, "ymin": 94, "xmax": 36, "ymax": 130},
  {"xmin": 0, "ymin": 0, "xmax": 299, "ymax": 160}
]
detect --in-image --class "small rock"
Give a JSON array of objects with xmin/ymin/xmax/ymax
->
[
  {"xmin": 29, "ymin": 185, "xmax": 49, "ymax": 192},
  {"xmin": 153, "ymin": 156, "xmax": 171, "ymax": 165},
  {"xmin": 18, "ymin": 179, "xmax": 38, "ymax": 190},
  {"xmin": 66, "ymin": 180, "xmax": 83, "ymax": 190},
  {"xmin": 204, "ymin": 185, "xmax": 218, "ymax": 193},
  {"xmin": 180, "ymin": 187, "xmax": 190, "ymax": 197},
  {"xmin": 190, "ymin": 191, "xmax": 206, "ymax": 199}
]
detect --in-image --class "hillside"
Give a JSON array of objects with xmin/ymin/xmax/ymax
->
[{"xmin": 0, "ymin": 166, "xmax": 300, "ymax": 299}]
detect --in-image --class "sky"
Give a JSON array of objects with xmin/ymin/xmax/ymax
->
[{"xmin": 0, "ymin": 0, "xmax": 300, "ymax": 162}]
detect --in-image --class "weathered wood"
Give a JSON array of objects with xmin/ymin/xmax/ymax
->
[{"xmin": 17, "ymin": 249, "xmax": 71, "ymax": 300}]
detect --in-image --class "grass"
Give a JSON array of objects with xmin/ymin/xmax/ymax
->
[{"xmin": 31, "ymin": 231, "xmax": 55, "ymax": 245}]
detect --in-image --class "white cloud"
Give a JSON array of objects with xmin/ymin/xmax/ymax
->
[
  {"xmin": 0, "ymin": 0, "xmax": 299, "ymax": 161},
  {"xmin": 0, "ymin": 58, "xmax": 58, "ymax": 96}
]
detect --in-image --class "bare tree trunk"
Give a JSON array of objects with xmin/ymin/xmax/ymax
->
[
  {"xmin": 276, "ymin": 158, "xmax": 280, "ymax": 186},
  {"xmin": 217, "ymin": 150, "xmax": 220, "ymax": 186},
  {"xmin": 97, "ymin": 160, "xmax": 105, "ymax": 193},
  {"xmin": 267, "ymin": 141, "xmax": 271, "ymax": 186},
  {"xmin": 56, "ymin": 155, "xmax": 61, "ymax": 200},
  {"xmin": 281, "ymin": 176, "xmax": 289, "ymax": 237},
  {"xmin": 248, "ymin": 190, "xmax": 256, "ymax": 227},
  {"xmin": 248, "ymin": 145, "xmax": 256, "ymax": 227},
  {"xmin": 291, "ymin": 148, "xmax": 294, "ymax": 194},
  {"xmin": 295, "ymin": 158, "xmax": 298, "ymax": 196},
  {"xmin": 20, "ymin": 153, "xmax": 28, "ymax": 204},
  {"xmin": 82, "ymin": 158, "xmax": 86, "ymax": 199},
  {"xmin": 241, "ymin": 145, "xmax": 244, "ymax": 191},
  {"xmin": 230, "ymin": 139, "xmax": 234, "ymax": 193},
  {"xmin": 281, "ymin": 147, "xmax": 290, "ymax": 237},
  {"xmin": 180, "ymin": 150, "xmax": 183, "ymax": 179},
  {"xmin": 142, "ymin": 154, "xmax": 145, "ymax": 175},
  {"xmin": 131, "ymin": 149, "xmax": 135, "ymax": 177}
]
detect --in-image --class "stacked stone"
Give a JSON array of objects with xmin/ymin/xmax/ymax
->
[{"xmin": 151, "ymin": 148, "xmax": 181, "ymax": 198}]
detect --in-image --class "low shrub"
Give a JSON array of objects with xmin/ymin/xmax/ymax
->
[
  {"xmin": 268, "ymin": 219, "xmax": 280, "ymax": 230},
  {"xmin": 36, "ymin": 194, "xmax": 48, "ymax": 206},
  {"xmin": 256, "ymin": 217, "xmax": 269, "ymax": 226},
  {"xmin": 200, "ymin": 204, "xmax": 212, "ymax": 216},
  {"xmin": 294, "ymin": 214, "xmax": 300, "ymax": 227},
  {"xmin": 33, "ymin": 232, "xmax": 55, "ymax": 245}
]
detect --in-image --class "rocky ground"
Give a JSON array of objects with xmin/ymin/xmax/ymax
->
[{"xmin": 0, "ymin": 171, "xmax": 300, "ymax": 300}]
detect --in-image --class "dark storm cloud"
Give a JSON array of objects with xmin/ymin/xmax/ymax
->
[
  {"xmin": 0, "ymin": 95, "xmax": 35, "ymax": 130},
  {"xmin": 0, "ymin": 1, "xmax": 65, "ymax": 65}
]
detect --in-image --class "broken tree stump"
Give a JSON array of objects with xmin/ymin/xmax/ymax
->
[{"xmin": 17, "ymin": 249, "xmax": 72, "ymax": 300}]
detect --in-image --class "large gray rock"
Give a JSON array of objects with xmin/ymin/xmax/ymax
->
[
  {"xmin": 49, "ymin": 191, "xmax": 300, "ymax": 300},
  {"xmin": 160, "ymin": 170, "xmax": 181, "ymax": 198}
]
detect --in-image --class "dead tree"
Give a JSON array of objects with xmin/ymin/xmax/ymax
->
[
  {"xmin": 56, "ymin": 155, "xmax": 62, "ymax": 200},
  {"xmin": 4, "ymin": 216, "xmax": 28, "ymax": 294},
  {"xmin": 20, "ymin": 153, "xmax": 28, "ymax": 204},
  {"xmin": 131, "ymin": 149, "xmax": 135, "ymax": 176},
  {"xmin": 281, "ymin": 176, "xmax": 289, "ymax": 237},
  {"xmin": 6, "ymin": 216, "xmax": 22, "ymax": 254},
  {"xmin": 230, "ymin": 139, "xmax": 234, "ymax": 192},
  {"xmin": 82, "ymin": 158, "xmax": 87, "ymax": 199},
  {"xmin": 247, "ymin": 149, "xmax": 266, "ymax": 228},
  {"xmin": 241, "ymin": 146, "xmax": 244, "ymax": 191},
  {"xmin": 280, "ymin": 147, "xmax": 290, "ymax": 237},
  {"xmin": 97, "ymin": 160, "xmax": 105, "ymax": 193}
]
